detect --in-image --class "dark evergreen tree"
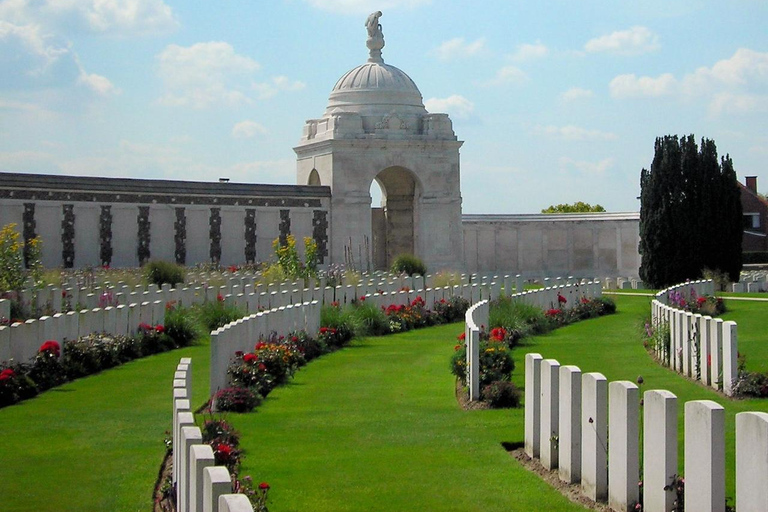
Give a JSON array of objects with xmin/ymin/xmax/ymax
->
[{"xmin": 639, "ymin": 135, "xmax": 742, "ymax": 288}]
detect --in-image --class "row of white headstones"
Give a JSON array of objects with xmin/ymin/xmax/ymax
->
[{"xmin": 517, "ymin": 280, "xmax": 767, "ymax": 512}]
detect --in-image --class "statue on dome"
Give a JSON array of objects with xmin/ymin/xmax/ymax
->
[
  {"xmin": 365, "ymin": 11, "xmax": 385, "ymax": 62},
  {"xmin": 365, "ymin": 11, "xmax": 383, "ymax": 39}
]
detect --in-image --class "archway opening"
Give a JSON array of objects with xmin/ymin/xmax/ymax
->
[
  {"xmin": 370, "ymin": 166, "xmax": 418, "ymax": 270},
  {"xmin": 307, "ymin": 168, "xmax": 321, "ymax": 186}
]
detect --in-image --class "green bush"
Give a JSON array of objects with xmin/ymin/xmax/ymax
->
[
  {"xmin": 348, "ymin": 301, "xmax": 390, "ymax": 336},
  {"xmin": 450, "ymin": 339, "xmax": 514, "ymax": 389},
  {"xmin": 489, "ymin": 296, "xmax": 547, "ymax": 336},
  {"xmin": 391, "ymin": 253, "xmax": 426, "ymax": 276},
  {"xmin": 144, "ymin": 260, "xmax": 185, "ymax": 288},
  {"xmin": 195, "ymin": 299, "xmax": 246, "ymax": 331},
  {"xmin": 214, "ymin": 386, "xmax": 261, "ymax": 413},
  {"xmin": 482, "ymin": 381, "xmax": 521, "ymax": 408},
  {"xmin": 163, "ymin": 305, "xmax": 199, "ymax": 347}
]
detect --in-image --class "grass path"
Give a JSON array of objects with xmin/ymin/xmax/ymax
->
[
  {"xmin": 0, "ymin": 294, "xmax": 766, "ymax": 510},
  {"xmin": 235, "ymin": 324, "xmax": 585, "ymax": 512},
  {"xmin": 0, "ymin": 341, "xmax": 211, "ymax": 512}
]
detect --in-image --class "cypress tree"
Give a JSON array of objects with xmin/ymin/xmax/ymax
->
[{"xmin": 639, "ymin": 135, "xmax": 743, "ymax": 288}]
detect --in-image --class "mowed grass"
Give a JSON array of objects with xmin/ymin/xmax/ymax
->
[
  {"xmin": 235, "ymin": 324, "xmax": 586, "ymax": 512},
  {"xmin": 520, "ymin": 294, "xmax": 768, "ymax": 503},
  {"xmin": 0, "ymin": 294, "xmax": 766, "ymax": 511},
  {"xmin": 0, "ymin": 339, "xmax": 211, "ymax": 512}
]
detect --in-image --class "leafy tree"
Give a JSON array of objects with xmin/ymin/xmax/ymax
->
[
  {"xmin": 639, "ymin": 135, "xmax": 742, "ymax": 288},
  {"xmin": 541, "ymin": 202, "xmax": 606, "ymax": 213}
]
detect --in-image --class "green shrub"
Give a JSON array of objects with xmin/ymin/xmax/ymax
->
[
  {"xmin": 433, "ymin": 296, "xmax": 470, "ymax": 323},
  {"xmin": 348, "ymin": 301, "xmax": 390, "ymax": 336},
  {"xmin": 482, "ymin": 381, "xmax": 521, "ymax": 408},
  {"xmin": 214, "ymin": 387, "xmax": 261, "ymax": 413},
  {"xmin": 163, "ymin": 305, "xmax": 199, "ymax": 347},
  {"xmin": 144, "ymin": 260, "xmax": 185, "ymax": 288},
  {"xmin": 450, "ymin": 338, "xmax": 514, "ymax": 389},
  {"xmin": 195, "ymin": 299, "xmax": 245, "ymax": 331},
  {"xmin": 490, "ymin": 296, "xmax": 548, "ymax": 336},
  {"xmin": 391, "ymin": 253, "xmax": 426, "ymax": 276}
]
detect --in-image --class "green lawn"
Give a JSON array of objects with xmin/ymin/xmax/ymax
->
[
  {"xmin": 0, "ymin": 295, "xmax": 767, "ymax": 511},
  {"xmin": 0, "ymin": 340, "xmax": 211, "ymax": 512}
]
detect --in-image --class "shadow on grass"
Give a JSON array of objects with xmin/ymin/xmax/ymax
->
[{"xmin": 501, "ymin": 441, "xmax": 524, "ymax": 452}]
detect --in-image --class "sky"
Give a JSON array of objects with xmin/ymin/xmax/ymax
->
[{"xmin": 1, "ymin": 0, "xmax": 767, "ymax": 214}]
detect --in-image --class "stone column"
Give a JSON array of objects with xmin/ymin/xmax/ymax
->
[
  {"xmin": 189, "ymin": 444, "xmax": 215, "ymax": 512},
  {"xmin": 736, "ymin": 412, "xmax": 768, "ymax": 511},
  {"xmin": 684, "ymin": 400, "xmax": 725, "ymax": 512},
  {"xmin": 722, "ymin": 321, "xmax": 737, "ymax": 396},
  {"xmin": 581, "ymin": 372, "xmax": 608, "ymax": 502},
  {"xmin": 608, "ymin": 381, "xmax": 639, "ymax": 512},
  {"xmin": 203, "ymin": 466, "xmax": 232, "ymax": 512},
  {"xmin": 540, "ymin": 359, "xmax": 560, "ymax": 470},
  {"xmin": 558, "ymin": 365, "xmax": 581, "ymax": 484},
  {"xmin": 524, "ymin": 353, "xmax": 543, "ymax": 458},
  {"xmin": 643, "ymin": 390, "xmax": 677, "ymax": 512}
]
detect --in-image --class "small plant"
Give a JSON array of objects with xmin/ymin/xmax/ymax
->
[
  {"xmin": 195, "ymin": 298, "xmax": 245, "ymax": 331},
  {"xmin": 144, "ymin": 260, "xmax": 185, "ymax": 288},
  {"xmin": 162, "ymin": 303, "xmax": 199, "ymax": 347},
  {"xmin": 235, "ymin": 476, "xmax": 270, "ymax": 512},
  {"xmin": 391, "ymin": 253, "xmax": 426, "ymax": 276},
  {"xmin": 482, "ymin": 380, "xmax": 521, "ymax": 408},
  {"xmin": 213, "ymin": 387, "xmax": 261, "ymax": 413}
]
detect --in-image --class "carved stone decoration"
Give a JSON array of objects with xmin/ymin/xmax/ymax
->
[
  {"xmin": 22, "ymin": 203, "xmax": 36, "ymax": 268},
  {"xmin": 365, "ymin": 11, "xmax": 385, "ymax": 62},
  {"xmin": 312, "ymin": 210, "xmax": 329, "ymax": 264},
  {"xmin": 209, "ymin": 208, "xmax": 221, "ymax": 264},
  {"xmin": 279, "ymin": 209, "xmax": 291, "ymax": 247},
  {"xmin": 174, "ymin": 207, "xmax": 186, "ymax": 265},
  {"xmin": 61, "ymin": 204, "xmax": 75, "ymax": 268},
  {"xmin": 244, "ymin": 209, "xmax": 257, "ymax": 264},
  {"xmin": 137, "ymin": 206, "xmax": 151, "ymax": 266},
  {"xmin": 99, "ymin": 205, "xmax": 113, "ymax": 267},
  {"xmin": 375, "ymin": 113, "xmax": 408, "ymax": 130}
]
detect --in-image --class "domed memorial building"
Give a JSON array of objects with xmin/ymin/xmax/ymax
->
[
  {"xmin": 295, "ymin": 11, "xmax": 464, "ymax": 271},
  {"xmin": 0, "ymin": 12, "xmax": 640, "ymax": 277}
]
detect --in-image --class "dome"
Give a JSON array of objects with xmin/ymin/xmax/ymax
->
[{"xmin": 324, "ymin": 61, "xmax": 427, "ymax": 117}]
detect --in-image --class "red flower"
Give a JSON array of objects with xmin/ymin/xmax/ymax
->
[
  {"xmin": 215, "ymin": 443, "xmax": 233, "ymax": 460},
  {"xmin": 138, "ymin": 322, "xmax": 152, "ymax": 331},
  {"xmin": 259, "ymin": 482, "xmax": 270, "ymax": 490},
  {"xmin": 217, "ymin": 293, "xmax": 224, "ymax": 302},
  {"xmin": 331, "ymin": 301, "xmax": 339, "ymax": 308},
  {"xmin": 490, "ymin": 327, "xmax": 507, "ymax": 342},
  {"xmin": 228, "ymin": 265, "xmax": 238, "ymax": 273},
  {"xmin": 61, "ymin": 290, "xmax": 68, "ymax": 298},
  {"xmin": 243, "ymin": 353, "xmax": 257, "ymax": 363},
  {"xmin": 291, "ymin": 336, "xmax": 299, "ymax": 342},
  {"xmin": 557, "ymin": 293, "xmax": 567, "ymax": 304},
  {"xmin": 255, "ymin": 342, "xmax": 266, "ymax": 350},
  {"xmin": 580, "ymin": 297, "xmax": 590, "ymax": 304},
  {"xmin": 457, "ymin": 332, "xmax": 466, "ymax": 341},
  {"xmin": 454, "ymin": 344, "xmax": 461, "ymax": 351},
  {"xmin": 0, "ymin": 368, "xmax": 15, "ymax": 381},
  {"xmin": 697, "ymin": 297, "xmax": 707, "ymax": 306},
  {"xmin": 155, "ymin": 324, "xmax": 164, "ymax": 333},
  {"xmin": 258, "ymin": 363, "xmax": 267, "ymax": 371},
  {"xmin": 545, "ymin": 308, "xmax": 562, "ymax": 317},
  {"xmin": 319, "ymin": 327, "xmax": 328, "ymax": 334},
  {"xmin": 359, "ymin": 296, "xmax": 366, "ymax": 301},
  {"xmin": 39, "ymin": 340, "xmax": 61, "ymax": 357}
]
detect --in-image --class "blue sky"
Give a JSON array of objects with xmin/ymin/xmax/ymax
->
[{"xmin": 1, "ymin": 0, "xmax": 766, "ymax": 213}]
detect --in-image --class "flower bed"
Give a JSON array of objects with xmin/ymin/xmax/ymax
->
[
  {"xmin": 451, "ymin": 296, "xmax": 616, "ymax": 408},
  {"xmin": 0, "ymin": 303, "xmax": 200, "ymax": 409}
]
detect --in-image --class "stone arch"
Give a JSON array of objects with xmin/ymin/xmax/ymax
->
[
  {"xmin": 307, "ymin": 168, "xmax": 321, "ymax": 186},
  {"xmin": 370, "ymin": 166, "xmax": 421, "ymax": 270}
]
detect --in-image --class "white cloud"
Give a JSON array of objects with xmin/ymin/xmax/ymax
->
[
  {"xmin": 302, "ymin": 0, "xmax": 431, "ymax": 14},
  {"xmin": 0, "ymin": 0, "xmax": 178, "ymax": 36},
  {"xmin": 610, "ymin": 49, "xmax": 768, "ymax": 114},
  {"xmin": 536, "ymin": 125, "xmax": 618, "ymax": 141},
  {"xmin": 77, "ymin": 70, "xmax": 119, "ymax": 96},
  {"xmin": 482, "ymin": 65, "xmax": 528, "ymax": 87},
  {"xmin": 0, "ymin": 20, "xmax": 117, "ymax": 98},
  {"xmin": 609, "ymin": 73, "xmax": 678, "ymax": 98},
  {"xmin": 424, "ymin": 94, "xmax": 474, "ymax": 118},
  {"xmin": 431, "ymin": 37, "xmax": 486, "ymax": 61},
  {"xmin": 252, "ymin": 76, "xmax": 306, "ymax": 100},
  {"xmin": 559, "ymin": 157, "xmax": 616, "ymax": 175},
  {"xmin": 232, "ymin": 120, "xmax": 268, "ymax": 138},
  {"xmin": 510, "ymin": 42, "xmax": 548, "ymax": 62},
  {"xmin": 585, "ymin": 26, "xmax": 660, "ymax": 56},
  {"xmin": 156, "ymin": 42, "xmax": 260, "ymax": 109},
  {"xmin": 561, "ymin": 87, "xmax": 594, "ymax": 102}
]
